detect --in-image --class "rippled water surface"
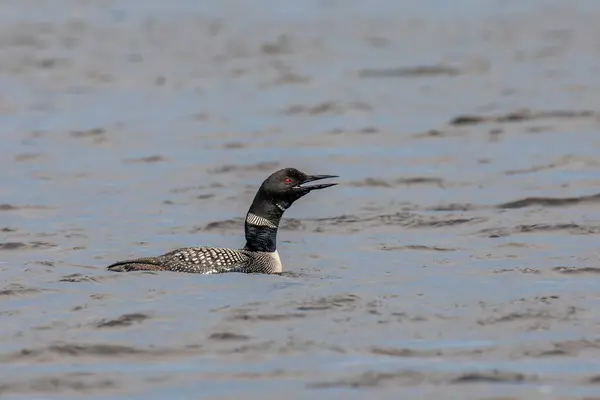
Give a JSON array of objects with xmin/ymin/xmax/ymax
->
[{"xmin": 2, "ymin": 0, "xmax": 600, "ymax": 398}]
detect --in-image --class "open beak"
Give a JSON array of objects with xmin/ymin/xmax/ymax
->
[{"xmin": 294, "ymin": 174, "xmax": 338, "ymax": 192}]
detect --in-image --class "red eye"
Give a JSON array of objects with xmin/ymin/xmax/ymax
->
[{"xmin": 284, "ymin": 177, "xmax": 291, "ymax": 184}]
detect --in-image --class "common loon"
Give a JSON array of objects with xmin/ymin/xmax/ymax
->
[{"xmin": 106, "ymin": 168, "xmax": 337, "ymax": 274}]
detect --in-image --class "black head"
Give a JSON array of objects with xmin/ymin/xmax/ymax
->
[
  {"xmin": 259, "ymin": 167, "xmax": 338, "ymax": 208},
  {"xmin": 244, "ymin": 168, "xmax": 337, "ymax": 252}
]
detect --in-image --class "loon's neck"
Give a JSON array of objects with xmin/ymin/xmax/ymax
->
[{"xmin": 243, "ymin": 191, "xmax": 288, "ymax": 253}]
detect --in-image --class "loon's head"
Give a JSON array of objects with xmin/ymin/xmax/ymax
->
[{"xmin": 259, "ymin": 167, "xmax": 338, "ymax": 208}]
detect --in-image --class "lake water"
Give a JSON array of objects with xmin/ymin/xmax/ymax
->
[{"xmin": 2, "ymin": 0, "xmax": 600, "ymax": 398}]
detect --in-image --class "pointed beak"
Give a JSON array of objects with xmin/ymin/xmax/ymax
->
[{"xmin": 294, "ymin": 174, "xmax": 338, "ymax": 192}]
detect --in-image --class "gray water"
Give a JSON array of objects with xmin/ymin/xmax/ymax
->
[{"xmin": 2, "ymin": 0, "xmax": 600, "ymax": 398}]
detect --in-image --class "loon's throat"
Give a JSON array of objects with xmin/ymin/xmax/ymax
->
[
  {"xmin": 244, "ymin": 214, "xmax": 279, "ymax": 252},
  {"xmin": 244, "ymin": 194, "xmax": 285, "ymax": 252},
  {"xmin": 246, "ymin": 212, "xmax": 278, "ymax": 229}
]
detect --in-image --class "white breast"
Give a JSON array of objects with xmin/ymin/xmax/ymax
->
[{"xmin": 269, "ymin": 250, "xmax": 283, "ymax": 273}]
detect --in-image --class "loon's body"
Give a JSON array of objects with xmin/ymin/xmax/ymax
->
[{"xmin": 106, "ymin": 168, "xmax": 337, "ymax": 274}]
